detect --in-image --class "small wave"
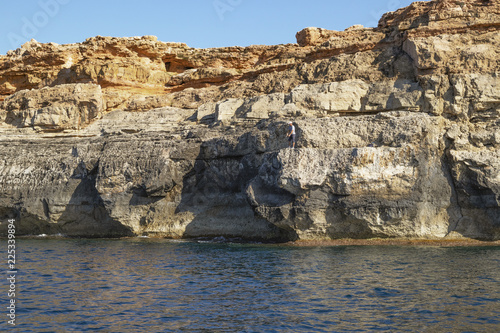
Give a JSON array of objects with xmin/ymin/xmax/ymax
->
[
  {"xmin": 167, "ymin": 239, "xmax": 189, "ymax": 243},
  {"xmin": 195, "ymin": 236, "xmax": 228, "ymax": 244},
  {"xmin": 212, "ymin": 236, "xmax": 228, "ymax": 243},
  {"xmin": 35, "ymin": 233, "xmax": 67, "ymax": 238}
]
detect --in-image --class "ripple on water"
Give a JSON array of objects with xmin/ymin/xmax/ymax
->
[{"xmin": 11, "ymin": 239, "xmax": 500, "ymax": 332}]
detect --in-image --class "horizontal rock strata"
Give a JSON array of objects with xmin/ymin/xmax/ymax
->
[{"xmin": 0, "ymin": 0, "xmax": 498, "ymax": 241}]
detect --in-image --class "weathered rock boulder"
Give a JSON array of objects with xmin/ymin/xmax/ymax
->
[
  {"xmin": 247, "ymin": 113, "xmax": 456, "ymax": 240},
  {"xmin": 296, "ymin": 27, "xmax": 338, "ymax": 47},
  {"xmin": 0, "ymin": 83, "xmax": 103, "ymax": 131}
]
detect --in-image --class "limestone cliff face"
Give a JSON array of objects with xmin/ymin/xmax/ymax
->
[{"xmin": 0, "ymin": 0, "xmax": 498, "ymax": 240}]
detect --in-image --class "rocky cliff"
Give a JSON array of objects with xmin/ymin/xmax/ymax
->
[{"xmin": 0, "ymin": 0, "xmax": 499, "ymax": 241}]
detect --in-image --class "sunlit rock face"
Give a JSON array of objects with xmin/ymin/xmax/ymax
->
[{"xmin": 0, "ymin": 0, "xmax": 499, "ymax": 241}]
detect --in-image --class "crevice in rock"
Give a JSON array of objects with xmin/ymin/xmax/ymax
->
[
  {"xmin": 442, "ymin": 137, "xmax": 464, "ymax": 237},
  {"xmin": 41, "ymin": 199, "xmax": 50, "ymax": 221}
]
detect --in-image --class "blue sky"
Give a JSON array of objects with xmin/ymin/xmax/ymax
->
[{"xmin": 1, "ymin": 0, "xmax": 419, "ymax": 54}]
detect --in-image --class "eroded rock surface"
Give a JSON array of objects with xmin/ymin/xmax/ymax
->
[{"xmin": 0, "ymin": 0, "xmax": 498, "ymax": 241}]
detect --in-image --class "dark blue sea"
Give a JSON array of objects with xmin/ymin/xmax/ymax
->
[{"xmin": 2, "ymin": 238, "xmax": 500, "ymax": 332}]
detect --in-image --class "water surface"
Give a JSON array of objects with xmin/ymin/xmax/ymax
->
[{"xmin": 4, "ymin": 239, "xmax": 500, "ymax": 332}]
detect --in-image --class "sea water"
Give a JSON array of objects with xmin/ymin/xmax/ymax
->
[{"xmin": 3, "ymin": 238, "xmax": 500, "ymax": 332}]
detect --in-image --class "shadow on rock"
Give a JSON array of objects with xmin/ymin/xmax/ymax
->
[
  {"xmin": 176, "ymin": 135, "xmax": 298, "ymax": 242},
  {"xmin": 55, "ymin": 162, "xmax": 134, "ymax": 237}
]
